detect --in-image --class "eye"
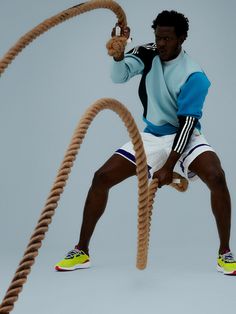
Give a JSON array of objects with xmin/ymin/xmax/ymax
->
[{"xmin": 155, "ymin": 36, "xmax": 170, "ymax": 42}]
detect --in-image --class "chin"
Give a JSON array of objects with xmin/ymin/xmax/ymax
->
[{"xmin": 160, "ymin": 55, "xmax": 169, "ymax": 61}]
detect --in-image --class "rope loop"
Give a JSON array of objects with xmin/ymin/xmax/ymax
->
[{"xmin": 106, "ymin": 36, "xmax": 127, "ymax": 58}]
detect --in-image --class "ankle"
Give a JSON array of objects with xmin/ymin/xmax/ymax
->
[
  {"xmin": 75, "ymin": 244, "xmax": 89, "ymax": 255},
  {"xmin": 219, "ymin": 247, "xmax": 231, "ymax": 255}
]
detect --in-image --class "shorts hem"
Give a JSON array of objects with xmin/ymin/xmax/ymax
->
[
  {"xmin": 181, "ymin": 145, "xmax": 215, "ymax": 181},
  {"xmin": 114, "ymin": 151, "xmax": 137, "ymax": 167},
  {"xmin": 115, "ymin": 150, "xmax": 152, "ymax": 179}
]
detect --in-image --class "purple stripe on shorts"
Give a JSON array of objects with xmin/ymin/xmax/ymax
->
[
  {"xmin": 180, "ymin": 143, "xmax": 211, "ymax": 172},
  {"xmin": 116, "ymin": 149, "xmax": 136, "ymax": 163},
  {"xmin": 116, "ymin": 148, "xmax": 152, "ymax": 178}
]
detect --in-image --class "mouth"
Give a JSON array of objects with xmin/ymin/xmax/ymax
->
[
  {"xmin": 158, "ymin": 49, "xmax": 169, "ymax": 60},
  {"xmin": 159, "ymin": 49, "xmax": 167, "ymax": 56}
]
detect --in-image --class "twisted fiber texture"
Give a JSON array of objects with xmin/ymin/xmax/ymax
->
[
  {"xmin": 0, "ymin": 97, "xmax": 188, "ymax": 313},
  {"xmin": 0, "ymin": 1, "xmax": 189, "ymax": 312},
  {"xmin": 0, "ymin": 0, "xmax": 127, "ymax": 75},
  {"xmin": 106, "ymin": 36, "xmax": 127, "ymax": 59},
  {"xmin": 143, "ymin": 174, "xmax": 188, "ymax": 261},
  {"xmin": 0, "ymin": 98, "xmax": 149, "ymax": 313}
]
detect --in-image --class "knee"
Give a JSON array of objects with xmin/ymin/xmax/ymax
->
[
  {"xmin": 92, "ymin": 168, "xmax": 115, "ymax": 189},
  {"xmin": 203, "ymin": 167, "xmax": 226, "ymax": 190}
]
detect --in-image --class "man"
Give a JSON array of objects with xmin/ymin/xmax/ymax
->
[{"xmin": 55, "ymin": 10, "xmax": 235, "ymax": 275}]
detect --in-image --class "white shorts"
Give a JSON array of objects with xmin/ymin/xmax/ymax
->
[{"xmin": 115, "ymin": 129, "xmax": 215, "ymax": 181}]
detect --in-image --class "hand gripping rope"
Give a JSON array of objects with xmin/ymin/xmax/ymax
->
[{"xmin": 0, "ymin": 1, "xmax": 188, "ymax": 313}]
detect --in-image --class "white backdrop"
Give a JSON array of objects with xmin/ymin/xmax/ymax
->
[{"xmin": 0, "ymin": 1, "xmax": 235, "ymax": 314}]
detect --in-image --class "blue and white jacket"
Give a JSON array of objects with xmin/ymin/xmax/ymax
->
[{"xmin": 111, "ymin": 43, "xmax": 211, "ymax": 153}]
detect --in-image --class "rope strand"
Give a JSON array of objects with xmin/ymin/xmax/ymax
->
[{"xmin": 0, "ymin": 2, "xmax": 188, "ymax": 313}]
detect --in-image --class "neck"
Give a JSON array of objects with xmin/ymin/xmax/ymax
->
[{"xmin": 170, "ymin": 47, "xmax": 182, "ymax": 60}]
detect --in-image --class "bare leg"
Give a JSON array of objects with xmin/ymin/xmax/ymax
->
[
  {"xmin": 76, "ymin": 154, "xmax": 136, "ymax": 255},
  {"xmin": 189, "ymin": 151, "xmax": 231, "ymax": 254}
]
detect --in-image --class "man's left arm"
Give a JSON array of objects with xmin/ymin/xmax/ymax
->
[{"xmin": 153, "ymin": 72, "xmax": 211, "ymax": 187}]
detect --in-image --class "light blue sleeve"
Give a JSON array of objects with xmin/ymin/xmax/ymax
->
[
  {"xmin": 177, "ymin": 72, "xmax": 211, "ymax": 119},
  {"xmin": 111, "ymin": 54, "xmax": 144, "ymax": 83}
]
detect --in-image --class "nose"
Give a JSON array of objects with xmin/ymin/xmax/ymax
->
[{"xmin": 157, "ymin": 38, "xmax": 166, "ymax": 48}]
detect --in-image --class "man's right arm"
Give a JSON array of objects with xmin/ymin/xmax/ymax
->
[
  {"xmin": 111, "ymin": 55, "xmax": 144, "ymax": 83},
  {"xmin": 109, "ymin": 25, "xmax": 144, "ymax": 83}
]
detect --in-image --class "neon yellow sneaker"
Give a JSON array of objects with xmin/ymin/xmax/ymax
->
[
  {"xmin": 55, "ymin": 248, "xmax": 91, "ymax": 271},
  {"xmin": 217, "ymin": 251, "xmax": 236, "ymax": 275}
]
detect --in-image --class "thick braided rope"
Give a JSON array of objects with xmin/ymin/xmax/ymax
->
[
  {"xmin": 106, "ymin": 36, "xmax": 127, "ymax": 59},
  {"xmin": 0, "ymin": 1, "xmax": 189, "ymax": 312},
  {"xmin": 0, "ymin": 97, "xmax": 188, "ymax": 313},
  {"xmin": 0, "ymin": 98, "xmax": 149, "ymax": 313},
  {"xmin": 0, "ymin": 0, "xmax": 127, "ymax": 75},
  {"xmin": 142, "ymin": 174, "xmax": 188, "ymax": 263}
]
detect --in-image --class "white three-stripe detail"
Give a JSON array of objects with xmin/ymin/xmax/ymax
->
[{"xmin": 174, "ymin": 116, "xmax": 195, "ymax": 153}]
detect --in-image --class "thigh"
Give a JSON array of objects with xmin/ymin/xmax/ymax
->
[
  {"xmin": 189, "ymin": 151, "xmax": 223, "ymax": 182},
  {"xmin": 178, "ymin": 129, "xmax": 216, "ymax": 180},
  {"xmin": 96, "ymin": 153, "xmax": 136, "ymax": 186}
]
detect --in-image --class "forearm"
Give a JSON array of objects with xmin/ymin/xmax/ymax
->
[
  {"xmin": 111, "ymin": 52, "xmax": 144, "ymax": 83},
  {"xmin": 164, "ymin": 115, "xmax": 198, "ymax": 170},
  {"xmin": 172, "ymin": 116, "xmax": 197, "ymax": 154},
  {"xmin": 163, "ymin": 150, "xmax": 181, "ymax": 170},
  {"xmin": 111, "ymin": 58, "xmax": 130, "ymax": 83}
]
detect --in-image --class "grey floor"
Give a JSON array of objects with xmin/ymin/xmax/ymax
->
[
  {"xmin": 1, "ymin": 245, "xmax": 236, "ymax": 314},
  {"xmin": 1, "ymin": 179, "xmax": 236, "ymax": 314}
]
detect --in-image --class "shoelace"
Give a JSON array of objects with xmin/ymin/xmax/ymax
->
[
  {"xmin": 221, "ymin": 252, "xmax": 235, "ymax": 263},
  {"xmin": 65, "ymin": 249, "xmax": 81, "ymax": 259}
]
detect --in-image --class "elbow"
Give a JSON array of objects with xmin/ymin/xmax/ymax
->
[{"xmin": 111, "ymin": 74, "xmax": 129, "ymax": 84}]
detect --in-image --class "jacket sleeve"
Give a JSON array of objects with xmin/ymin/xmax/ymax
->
[
  {"xmin": 177, "ymin": 72, "xmax": 211, "ymax": 118},
  {"xmin": 110, "ymin": 46, "xmax": 145, "ymax": 83},
  {"xmin": 171, "ymin": 72, "xmax": 211, "ymax": 154}
]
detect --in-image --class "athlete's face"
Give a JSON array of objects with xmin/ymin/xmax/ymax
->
[{"xmin": 155, "ymin": 26, "xmax": 184, "ymax": 61}]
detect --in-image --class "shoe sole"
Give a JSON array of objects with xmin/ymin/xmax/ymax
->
[
  {"xmin": 55, "ymin": 261, "xmax": 91, "ymax": 271},
  {"xmin": 216, "ymin": 265, "xmax": 236, "ymax": 275}
]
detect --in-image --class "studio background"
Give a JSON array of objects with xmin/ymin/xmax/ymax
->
[{"xmin": 0, "ymin": 1, "xmax": 235, "ymax": 313}]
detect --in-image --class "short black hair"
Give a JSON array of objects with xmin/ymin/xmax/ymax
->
[{"xmin": 152, "ymin": 10, "xmax": 189, "ymax": 39}]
